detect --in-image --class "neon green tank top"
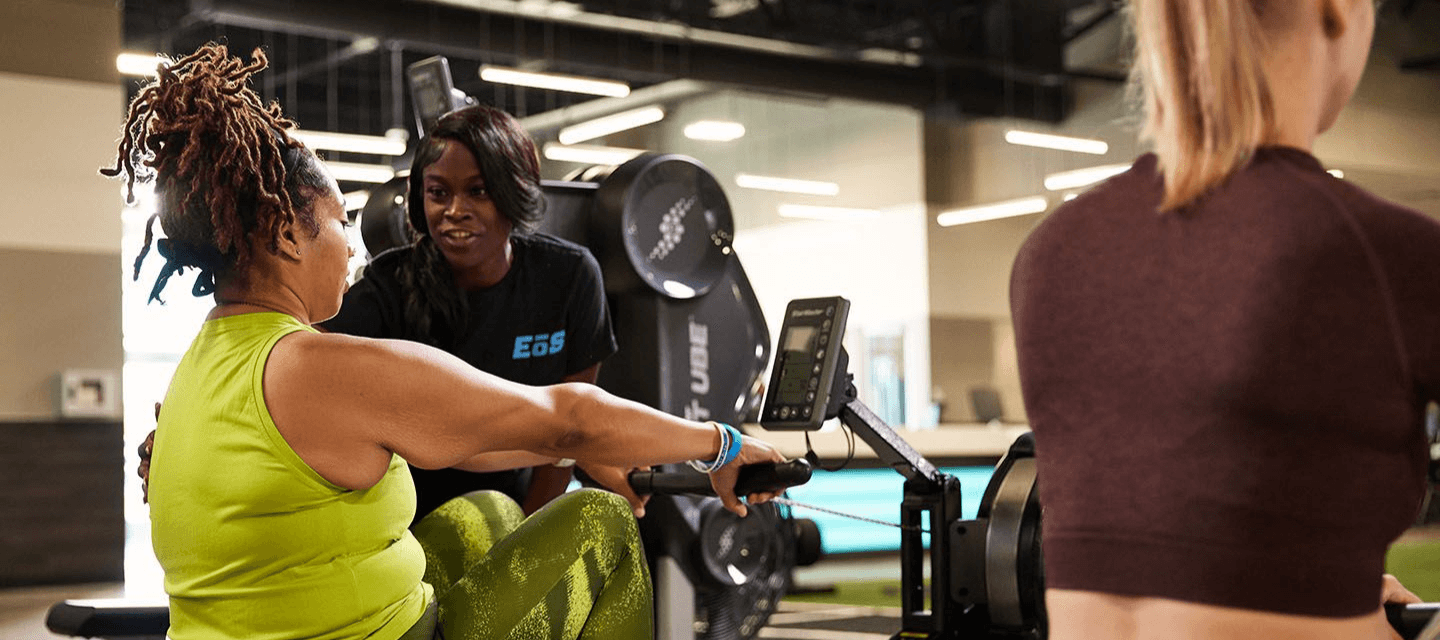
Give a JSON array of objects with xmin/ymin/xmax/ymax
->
[{"xmin": 150, "ymin": 312, "xmax": 431, "ymax": 640}]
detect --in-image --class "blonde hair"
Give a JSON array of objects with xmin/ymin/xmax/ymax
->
[{"xmin": 1131, "ymin": 0, "xmax": 1275, "ymax": 211}]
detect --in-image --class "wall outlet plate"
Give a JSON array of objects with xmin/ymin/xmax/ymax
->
[{"xmin": 57, "ymin": 369, "xmax": 120, "ymax": 420}]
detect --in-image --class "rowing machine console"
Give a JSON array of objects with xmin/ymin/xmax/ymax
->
[
  {"xmin": 761, "ymin": 297, "xmax": 849, "ymax": 429},
  {"xmin": 760, "ymin": 296, "xmax": 1043, "ymax": 639}
]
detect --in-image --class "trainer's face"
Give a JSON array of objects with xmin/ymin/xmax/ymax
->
[{"xmin": 422, "ymin": 140, "xmax": 513, "ymax": 289}]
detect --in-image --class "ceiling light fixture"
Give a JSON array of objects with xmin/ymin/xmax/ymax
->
[
  {"xmin": 1043, "ymin": 164, "xmax": 1131, "ymax": 191},
  {"xmin": 1005, "ymin": 130, "xmax": 1110, "ymax": 155},
  {"xmin": 558, "ymin": 107, "xmax": 665, "ymax": 145},
  {"xmin": 323, "ymin": 161, "xmax": 398, "ymax": 184},
  {"xmin": 684, "ymin": 120, "xmax": 747, "ymax": 142},
  {"xmin": 116, "ymin": 53, "xmax": 168, "ymax": 77},
  {"xmin": 293, "ymin": 129, "xmax": 409, "ymax": 156},
  {"xmin": 542, "ymin": 143, "xmax": 646, "ymax": 165},
  {"xmin": 736, "ymin": 174, "xmax": 840, "ymax": 196},
  {"xmin": 343, "ymin": 190, "xmax": 371, "ymax": 212},
  {"xmin": 479, "ymin": 65, "xmax": 631, "ymax": 98},
  {"xmin": 778, "ymin": 204, "xmax": 880, "ymax": 222},
  {"xmin": 937, "ymin": 196, "xmax": 1049, "ymax": 227}
]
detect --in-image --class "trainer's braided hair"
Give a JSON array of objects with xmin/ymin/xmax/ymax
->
[{"xmin": 103, "ymin": 42, "xmax": 328, "ymax": 303}]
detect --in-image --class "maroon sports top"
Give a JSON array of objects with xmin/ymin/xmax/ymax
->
[{"xmin": 1011, "ymin": 147, "xmax": 1438, "ymax": 616}]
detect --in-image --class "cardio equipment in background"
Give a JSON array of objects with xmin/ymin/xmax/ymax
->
[
  {"xmin": 361, "ymin": 138, "xmax": 820, "ymax": 640},
  {"xmin": 762, "ymin": 296, "xmax": 1046, "ymax": 640}
]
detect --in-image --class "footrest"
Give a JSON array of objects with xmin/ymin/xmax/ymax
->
[{"xmin": 45, "ymin": 599, "xmax": 169, "ymax": 639}]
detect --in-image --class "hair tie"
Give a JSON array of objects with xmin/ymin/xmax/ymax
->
[{"xmin": 147, "ymin": 238, "xmax": 220, "ymax": 304}]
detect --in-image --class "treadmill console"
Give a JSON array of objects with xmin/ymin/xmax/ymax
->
[{"xmin": 760, "ymin": 296, "xmax": 850, "ymax": 431}]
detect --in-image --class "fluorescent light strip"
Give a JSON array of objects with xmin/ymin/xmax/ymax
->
[
  {"xmin": 1005, "ymin": 130, "xmax": 1109, "ymax": 155},
  {"xmin": 323, "ymin": 161, "xmax": 397, "ymax": 184},
  {"xmin": 684, "ymin": 120, "xmax": 747, "ymax": 142},
  {"xmin": 937, "ymin": 196, "xmax": 1049, "ymax": 227},
  {"xmin": 343, "ymin": 190, "xmax": 371, "ymax": 212},
  {"xmin": 778, "ymin": 204, "xmax": 880, "ymax": 222},
  {"xmin": 558, "ymin": 107, "xmax": 665, "ymax": 145},
  {"xmin": 543, "ymin": 143, "xmax": 645, "ymax": 165},
  {"xmin": 1043, "ymin": 164, "xmax": 1131, "ymax": 191},
  {"xmin": 293, "ymin": 129, "xmax": 409, "ymax": 156},
  {"xmin": 480, "ymin": 65, "xmax": 630, "ymax": 98},
  {"xmin": 736, "ymin": 174, "xmax": 839, "ymax": 196},
  {"xmin": 116, "ymin": 53, "xmax": 168, "ymax": 77}
]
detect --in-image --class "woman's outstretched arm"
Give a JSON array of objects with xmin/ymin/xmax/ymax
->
[{"xmin": 263, "ymin": 331, "xmax": 779, "ymax": 514}]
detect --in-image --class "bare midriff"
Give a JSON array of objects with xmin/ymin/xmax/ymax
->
[{"xmin": 1046, "ymin": 590, "xmax": 1395, "ymax": 640}]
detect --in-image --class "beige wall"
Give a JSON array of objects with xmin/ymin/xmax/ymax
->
[
  {"xmin": 0, "ymin": 250, "xmax": 122, "ymax": 420},
  {"xmin": 0, "ymin": 0, "xmax": 123, "ymax": 419},
  {"xmin": 928, "ymin": 317, "xmax": 993, "ymax": 423},
  {"xmin": 0, "ymin": 0, "xmax": 121, "ymax": 85}
]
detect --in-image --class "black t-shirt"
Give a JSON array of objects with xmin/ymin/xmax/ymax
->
[{"xmin": 322, "ymin": 233, "xmax": 617, "ymax": 520}]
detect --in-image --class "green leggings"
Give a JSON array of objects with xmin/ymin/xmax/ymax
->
[{"xmin": 410, "ymin": 488, "xmax": 654, "ymax": 640}]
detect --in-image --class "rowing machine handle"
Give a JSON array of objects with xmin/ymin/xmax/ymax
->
[
  {"xmin": 628, "ymin": 459, "xmax": 812, "ymax": 496},
  {"xmin": 1388, "ymin": 602, "xmax": 1440, "ymax": 639}
]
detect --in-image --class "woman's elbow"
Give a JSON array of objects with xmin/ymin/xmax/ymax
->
[{"xmin": 548, "ymin": 382, "xmax": 606, "ymax": 454}]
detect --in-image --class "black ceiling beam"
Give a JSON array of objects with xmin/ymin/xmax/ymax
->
[
  {"xmin": 187, "ymin": 0, "xmax": 1073, "ymax": 122},
  {"xmin": 1401, "ymin": 53, "xmax": 1440, "ymax": 72},
  {"xmin": 1063, "ymin": 5, "xmax": 1117, "ymax": 43}
]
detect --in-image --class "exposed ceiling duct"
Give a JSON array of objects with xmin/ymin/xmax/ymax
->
[
  {"xmin": 120, "ymin": 0, "xmax": 1439, "ymax": 165},
  {"xmin": 126, "ymin": 0, "xmax": 1084, "ymax": 134}
]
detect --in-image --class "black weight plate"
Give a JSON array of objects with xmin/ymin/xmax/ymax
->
[
  {"xmin": 697, "ymin": 500, "xmax": 773, "ymax": 588},
  {"xmin": 592, "ymin": 154, "xmax": 734, "ymax": 299}
]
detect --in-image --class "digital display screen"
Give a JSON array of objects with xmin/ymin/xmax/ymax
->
[
  {"xmin": 776, "ymin": 325, "xmax": 819, "ymax": 405},
  {"xmin": 784, "ymin": 325, "xmax": 818, "ymax": 353}
]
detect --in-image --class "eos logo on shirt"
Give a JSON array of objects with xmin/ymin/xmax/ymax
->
[{"xmin": 513, "ymin": 331, "xmax": 565, "ymax": 359}]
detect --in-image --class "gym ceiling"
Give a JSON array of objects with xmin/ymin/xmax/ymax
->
[{"xmin": 121, "ymin": 0, "xmax": 1439, "ymax": 181}]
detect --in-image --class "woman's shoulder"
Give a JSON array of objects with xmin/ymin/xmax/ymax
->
[
  {"xmin": 1018, "ymin": 154, "xmax": 1161, "ymax": 255},
  {"xmin": 361, "ymin": 244, "xmax": 418, "ymax": 278},
  {"xmin": 513, "ymin": 232, "xmax": 593, "ymax": 261},
  {"xmin": 511, "ymin": 233, "xmax": 601, "ymax": 279},
  {"xmin": 1244, "ymin": 147, "xmax": 1440, "ymax": 241}
]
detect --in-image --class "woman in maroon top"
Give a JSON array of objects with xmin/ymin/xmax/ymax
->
[{"xmin": 1012, "ymin": 0, "xmax": 1432, "ymax": 638}]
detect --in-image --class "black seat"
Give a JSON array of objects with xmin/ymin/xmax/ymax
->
[{"xmin": 45, "ymin": 598, "xmax": 168, "ymax": 639}]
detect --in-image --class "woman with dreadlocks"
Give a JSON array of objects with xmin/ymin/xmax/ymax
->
[
  {"xmin": 320, "ymin": 105, "xmax": 614, "ymax": 522},
  {"xmin": 113, "ymin": 42, "xmax": 783, "ymax": 640}
]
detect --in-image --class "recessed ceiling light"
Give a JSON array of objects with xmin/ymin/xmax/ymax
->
[
  {"xmin": 736, "ymin": 174, "xmax": 839, "ymax": 196},
  {"xmin": 1043, "ymin": 164, "xmax": 1131, "ymax": 191},
  {"xmin": 542, "ymin": 143, "xmax": 645, "ymax": 165},
  {"xmin": 558, "ymin": 107, "xmax": 665, "ymax": 145},
  {"xmin": 479, "ymin": 65, "xmax": 630, "ymax": 98},
  {"xmin": 1005, "ymin": 130, "xmax": 1109, "ymax": 155},
  {"xmin": 684, "ymin": 120, "xmax": 747, "ymax": 142},
  {"xmin": 937, "ymin": 196, "xmax": 1049, "ymax": 227}
]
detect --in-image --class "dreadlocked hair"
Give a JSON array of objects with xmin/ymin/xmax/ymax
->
[{"xmin": 103, "ymin": 42, "xmax": 328, "ymax": 303}]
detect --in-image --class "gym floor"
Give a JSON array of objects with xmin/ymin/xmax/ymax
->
[
  {"xmin": 0, "ymin": 556, "xmax": 906, "ymax": 640},
  {"xmin": 10, "ymin": 531, "xmax": 1440, "ymax": 640}
]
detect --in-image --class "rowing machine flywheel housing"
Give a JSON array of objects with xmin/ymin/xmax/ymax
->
[{"xmin": 952, "ymin": 433, "xmax": 1046, "ymax": 639}]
